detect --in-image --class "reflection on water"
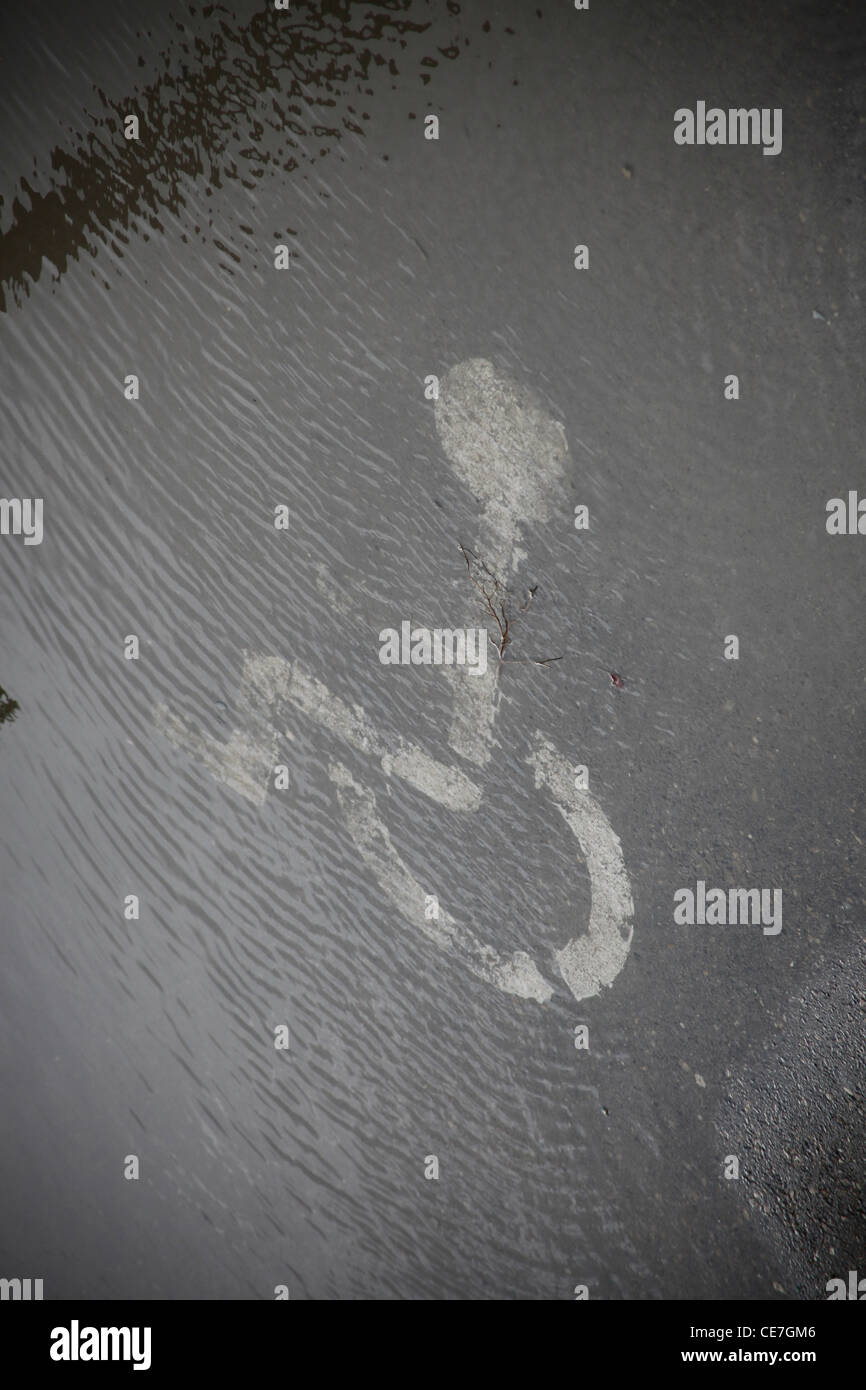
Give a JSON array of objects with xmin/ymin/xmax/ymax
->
[
  {"xmin": 0, "ymin": 0, "xmax": 462, "ymax": 312},
  {"xmin": 0, "ymin": 686, "xmax": 20, "ymax": 726}
]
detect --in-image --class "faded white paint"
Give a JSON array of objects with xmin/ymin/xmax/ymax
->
[
  {"xmin": 153, "ymin": 698, "xmax": 277, "ymax": 808},
  {"xmin": 243, "ymin": 651, "xmax": 482, "ymax": 814},
  {"xmin": 433, "ymin": 357, "xmax": 568, "ymax": 580},
  {"xmin": 154, "ymin": 358, "xmax": 635, "ymax": 1006},
  {"xmin": 434, "ymin": 359, "xmax": 569, "ymax": 768},
  {"xmin": 528, "ymin": 736, "xmax": 634, "ymax": 1000},
  {"xmin": 329, "ymin": 761, "xmax": 554, "ymax": 1003}
]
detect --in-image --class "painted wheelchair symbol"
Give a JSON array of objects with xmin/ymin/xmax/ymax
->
[{"xmin": 156, "ymin": 360, "xmax": 634, "ymax": 1004}]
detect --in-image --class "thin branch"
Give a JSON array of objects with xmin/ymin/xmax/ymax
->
[
  {"xmin": 458, "ymin": 544, "xmax": 562, "ymax": 672},
  {"xmin": 459, "ymin": 543, "xmax": 509, "ymax": 660}
]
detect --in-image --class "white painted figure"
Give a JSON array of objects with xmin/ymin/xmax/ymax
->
[{"xmin": 155, "ymin": 359, "xmax": 634, "ymax": 1004}]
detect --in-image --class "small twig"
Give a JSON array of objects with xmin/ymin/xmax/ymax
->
[
  {"xmin": 459, "ymin": 543, "xmax": 510, "ymax": 663},
  {"xmin": 502, "ymin": 654, "xmax": 564, "ymax": 665},
  {"xmin": 458, "ymin": 545, "xmax": 561, "ymax": 672}
]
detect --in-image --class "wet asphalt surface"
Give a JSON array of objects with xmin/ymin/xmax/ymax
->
[{"xmin": 0, "ymin": 0, "xmax": 864, "ymax": 1299}]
